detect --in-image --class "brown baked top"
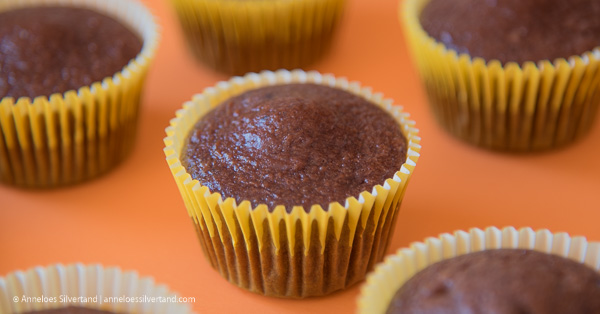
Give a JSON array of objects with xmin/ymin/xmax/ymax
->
[
  {"xmin": 420, "ymin": 0, "xmax": 600, "ymax": 64},
  {"xmin": 181, "ymin": 84, "xmax": 408, "ymax": 211},
  {"xmin": 387, "ymin": 249, "xmax": 600, "ymax": 314},
  {"xmin": 23, "ymin": 306, "xmax": 118, "ymax": 314},
  {"xmin": 0, "ymin": 6, "xmax": 142, "ymax": 99}
]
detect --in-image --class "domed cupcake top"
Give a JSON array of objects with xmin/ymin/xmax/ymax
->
[
  {"xmin": 387, "ymin": 249, "xmax": 600, "ymax": 313},
  {"xmin": 420, "ymin": 0, "xmax": 600, "ymax": 63},
  {"xmin": 181, "ymin": 83, "xmax": 407, "ymax": 211},
  {"xmin": 0, "ymin": 6, "xmax": 142, "ymax": 99}
]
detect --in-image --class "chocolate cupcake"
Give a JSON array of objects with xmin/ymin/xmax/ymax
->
[
  {"xmin": 0, "ymin": 264, "xmax": 191, "ymax": 313},
  {"xmin": 171, "ymin": 0, "xmax": 346, "ymax": 75},
  {"xmin": 164, "ymin": 70, "xmax": 421, "ymax": 298},
  {"xmin": 0, "ymin": 0, "xmax": 159, "ymax": 188},
  {"xmin": 387, "ymin": 249, "xmax": 600, "ymax": 313},
  {"xmin": 358, "ymin": 227, "xmax": 600, "ymax": 314},
  {"xmin": 402, "ymin": 0, "xmax": 600, "ymax": 151}
]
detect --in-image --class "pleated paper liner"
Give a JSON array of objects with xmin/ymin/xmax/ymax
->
[
  {"xmin": 358, "ymin": 226, "xmax": 600, "ymax": 314},
  {"xmin": 0, "ymin": 0, "xmax": 159, "ymax": 188},
  {"xmin": 402, "ymin": 0, "xmax": 600, "ymax": 151},
  {"xmin": 164, "ymin": 69, "xmax": 421, "ymax": 298},
  {"xmin": 0, "ymin": 263, "xmax": 192, "ymax": 313},
  {"xmin": 171, "ymin": 0, "xmax": 346, "ymax": 75}
]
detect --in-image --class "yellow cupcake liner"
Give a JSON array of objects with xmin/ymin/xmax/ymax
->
[
  {"xmin": 0, "ymin": 263, "xmax": 192, "ymax": 313},
  {"xmin": 164, "ymin": 69, "xmax": 421, "ymax": 298},
  {"xmin": 171, "ymin": 0, "xmax": 346, "ymax": 75},
  {"xmin": 0, "ymin": 0, "xmax": 159, "ymax": 188},
  {"xmin": 402, "ymin": 0, "xmax": 600, "ymax": 151},
  {"xmin": 358, "ymin": 226, "xmax": 600, "ymax": 314}
]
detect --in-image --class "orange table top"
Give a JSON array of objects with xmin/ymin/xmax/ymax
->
[{"xmin": 2, "ymin": 0, "xmax": 600, "ymax": 313}]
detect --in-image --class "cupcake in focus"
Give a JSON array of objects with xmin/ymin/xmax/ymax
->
[
  {"xmin": 402, "ymin": 0, "xmax": 600, "ymax": 151},
  {"xmin": 0, "ymin": 0, "xmax": 159, "ymax": 188},
  {"xmin": 358, "ymin": 226, "xmax": 600, "ymax": 314},
  {"xmin": 164, "ymin": 69, "xmax": 421, "ymax": 298},
  {"xmin": 171, "ymin": 0, "xmax": 346, "ymax": 75}
]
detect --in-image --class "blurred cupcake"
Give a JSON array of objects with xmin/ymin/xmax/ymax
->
[
  {"xmin": 402, "ymin": 0, "xmax": 600, "ymax": 151},
  {"xmin": 0, "ymin": 0, "xmax": 159, "ymax": 188},
  {"xmin": 171, "ymin": 0, "xmax": 346, "ymax": 75},
  {"xmin": 0, "ymin": 263, "xmax": 192, "ymax": 313},
  {"xmin": 358, "ymin": 226, "xmax": 600, "ymax": 314},
  {"xmin": 163, "ymin": 69, "xmax": 421, "ymax": 298}
]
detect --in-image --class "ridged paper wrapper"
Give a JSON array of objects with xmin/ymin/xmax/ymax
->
[
  {"xmin": 358, "ymin": 226, "xmax": 600, "ymax": 314},
  {"xmin": 163, "ymin": 69, "xmax": 421, "ymax": 298},
  {"xmin": 171, "ymin": 0, "xmax": 346, "ymax": 75},
  {"xmin": 0, "ymin": 0, "xmax": 160, "ymax": 188},
  {"xmin": 402, "ymin": 0, "xmax": 600, "ymax": 151},
  {"xmin": 0, "ymin": 263, "xmax": 192, "ymax": 313}
]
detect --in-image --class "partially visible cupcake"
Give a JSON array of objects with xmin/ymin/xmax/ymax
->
[
  {"xmin": 358, "ymin": 227, "xmax": 600, "ymax": 314},
  {"xmin": 0, "ymin": 0, "xmax": 159, "ymax": 188},
  {"xmin": 0, "ymin": 263, "xmax": 191, "ymax": 313},
  {"xmin": 164, "ymin": 69, "xmax": 421, "ymax": 298},
  {"xmin": 387, "ymin": 249, "xmax": 600, "ymax": 313},
  {"xmin": 22, "ymin": 308, "xmax": 116, "ymax": 314},
  {"xmin": 23, "ymin": 307, "xmax": 117, "ymax": 313},
  {"xmin": 171, "ymin": 0, "xmax": 346, "ymax": 75},
  {"xmin": 402, "ymin": 0, "xmax": 600, "ymax": 151}
]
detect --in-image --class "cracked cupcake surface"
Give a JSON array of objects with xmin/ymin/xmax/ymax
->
[{"xmin": 181, "ymin": 83, "xmax": 407, "ymax": 210}]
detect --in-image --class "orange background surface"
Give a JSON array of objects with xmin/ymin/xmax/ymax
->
[{"xmin": 2, "ymin": 0, "xmax": 600, "ymax": 313}]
